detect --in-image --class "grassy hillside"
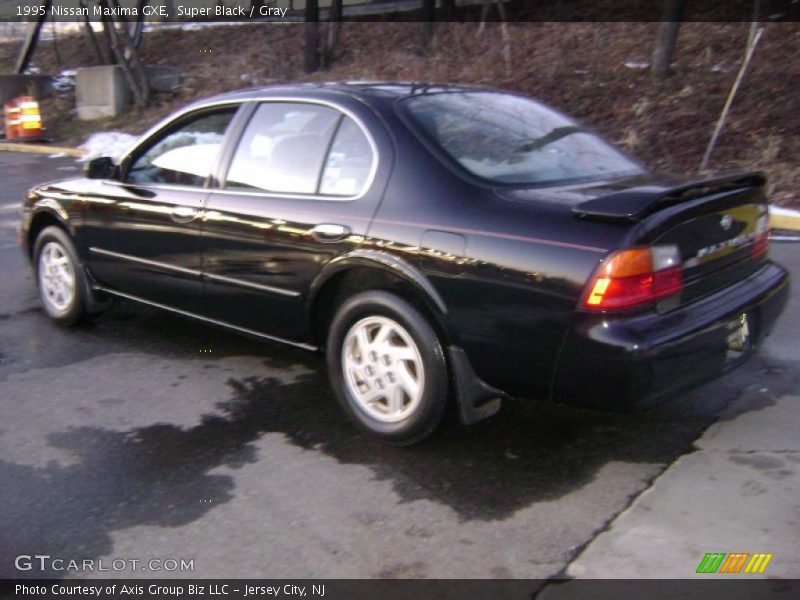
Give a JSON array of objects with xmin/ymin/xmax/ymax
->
[{"xmin": 2, "ymin": 22, "xmax": 798, "ymax": 205}]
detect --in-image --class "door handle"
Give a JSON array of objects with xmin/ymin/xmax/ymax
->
[
  {"xmin": 311, "ymin": 223, "xmax": 351, "ymax": 242},
  {"xmin": 171, "ymin": 206, "xmax": 199, "ymax": 223}
]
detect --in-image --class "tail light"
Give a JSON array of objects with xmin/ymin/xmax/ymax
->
[
  {"xmin": 581, "ymin": 245, "xmax": 683, "ymax": 310},
  {"xmin": 752, "ymin": 213, "xmax": 770, "ymax": 257}
]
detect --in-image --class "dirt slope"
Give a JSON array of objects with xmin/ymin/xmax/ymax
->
[{"xmin": 2, "ymin": 22, "xmax": 798, "ymax": 205}]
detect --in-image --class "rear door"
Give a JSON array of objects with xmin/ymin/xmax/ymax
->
[
  {"xmin": 199, "ymin": 98, "xmax": 386, "ymax": 342},
  {"xmin": 85, "ymin": 105, "xmax": 241, "ymax": 310}
]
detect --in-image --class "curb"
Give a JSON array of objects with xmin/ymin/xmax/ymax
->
[
  {"xmin": 0, "ymin": 142, "xmax": 85, "ymax": 158},
  {"xmin": 770, "ymin": 206, "xmax": 800, "ymax": 233}
]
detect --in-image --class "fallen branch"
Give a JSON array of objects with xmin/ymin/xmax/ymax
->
[{"xmin": 699, "ymin": 25, "xmax": 764, "ymax": 172}]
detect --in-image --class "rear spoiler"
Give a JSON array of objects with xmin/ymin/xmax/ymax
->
[{"xmin": 572, "ymin": 172, "xmax": 766, "ymax": 222}]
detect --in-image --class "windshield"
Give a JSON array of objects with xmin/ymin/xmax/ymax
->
[{"xmin": 402, "ymin": 92, "xmax": 644, "ymax": 186}]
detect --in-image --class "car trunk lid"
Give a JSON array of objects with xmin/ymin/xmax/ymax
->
[{"xmin": 572, "ymin": 172, "xmax": 770, "ymax": 308}]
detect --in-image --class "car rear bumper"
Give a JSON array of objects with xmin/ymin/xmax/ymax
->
[{"xmin": 553, "ymin": 261, "xmax": 790, "ymax": 410}]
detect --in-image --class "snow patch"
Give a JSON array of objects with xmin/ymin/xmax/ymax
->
[
  {"xmin": 78, "ymin": 132, "xmax": 139, "ymax": 162},
  {"xmin": 51, "ymin": 69, "xmax": 77, "ymax": 92}
]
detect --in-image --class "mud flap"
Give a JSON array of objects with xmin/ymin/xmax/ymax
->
[
  {"xmin": 82, "ymin": 266, "xmax": 113, "ymax": 314},
  {"xmin": 448, "ymin": 346, "xmax": 503, "ymax": 425}
]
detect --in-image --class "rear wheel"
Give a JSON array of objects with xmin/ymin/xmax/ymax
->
[
  {"xmin": 326, "ymin": 291, "xmax": 449, "ymax": 445},
  {"xmin": 34, "ymin": 226, "xmax": 92, "ymax": 325}
]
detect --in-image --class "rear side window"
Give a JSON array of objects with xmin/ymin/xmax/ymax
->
[
  {"xmin": 225, "ymin": 103, "xmax": 340, "ymax": 194},
  {"xmin": 320, "ymin": 117, "xmax": 374, "ymax": 196},
  {"xmin": 225, "ymin": 102, "xmax": 374, "ymax": 197},
  {"xmin": 127, "ymin": 108, "xmax": 237, "ymax": 187}
]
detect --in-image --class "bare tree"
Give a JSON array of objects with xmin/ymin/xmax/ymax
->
[
  {"xmin": 652, "ymin": 0, "xmax": 686, "ymax": 79},
  {"xmin": 321, "ymin": 0, "xmax": 343, "ymax": 69},
  {"xmin": 82, "ymin": 6, "xmax": 111, "ymax": 65},
  {"xmin": 98, "ymin": 0, "xmax": 150, "ymax": 108},
  {"xmin": 131, "ymin": 0, "xmax": 148, "ymax": 50},
  {"xmin": 14, "ymin": 0, "xmax": 52, "ymax": 74},
  {"xmin": 420, "ymin": 0, "xmax": 435, "ymax": 50},
  {"xmin": 477, "ymin": 1, "xmax": 512, "ymax": 76},
  {"xmin": 98, "ymin": 9, "xmax": 118, "ymax": 64},
  {"xmin": 163, "ymin": 0, "xmax": 176, "ymax": 21},
  {"xmin": 442, "ymin": 0, "xmax": 455, "ymax": 21},
  {"xmin": 305, "ymin": 0, "xmax": 320, "ymax": 72}
]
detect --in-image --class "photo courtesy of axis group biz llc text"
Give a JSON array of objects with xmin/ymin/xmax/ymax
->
[
  {"xmin": 1, "ymin": 0, "xmax": 799, "ymax": 599},
  {"xmin": 15, "ymin": 583, "xmax": 327, "ymax": 597}
]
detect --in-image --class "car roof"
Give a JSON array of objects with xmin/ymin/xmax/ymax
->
[{"xmin": 190, "ymin": 82, "xmax": 503, "ymax": 110}]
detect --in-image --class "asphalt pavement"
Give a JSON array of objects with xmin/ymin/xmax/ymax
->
[{"xmin": 1, "ymin": 152, "xmax": 797, "ymax": 583}]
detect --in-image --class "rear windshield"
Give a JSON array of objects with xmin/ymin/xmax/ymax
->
[{"xmin": 402, "ymin": 92, "xmax": 644, "ymax": 186}]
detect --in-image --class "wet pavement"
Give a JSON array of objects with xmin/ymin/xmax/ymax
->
[{"xmin": 1, "ymin": 153, "xmax": 797, "ymax": 581}]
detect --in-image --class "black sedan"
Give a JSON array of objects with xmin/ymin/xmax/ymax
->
[{"xmin": 19, "ymin": 83, "xmax": 789, "ymax": 444}]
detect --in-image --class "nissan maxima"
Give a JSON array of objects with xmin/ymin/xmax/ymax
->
[{"xmin": 19, "ymin": 83, "xmax": 789, "ymax": 444}]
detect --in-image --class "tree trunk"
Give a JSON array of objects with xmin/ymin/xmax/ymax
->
[
  {"xmin": 99, "ymin": 15, "xmax": 118, "ymax": 65},
  {"xmin": 106, "ymin": 24, "xmax": 146, "ymax": 108},
  {"xmin": 98, "ymin": 0, "xmax": 149, "ymax": 108},
  {"xmin": 651, "ymin": 0, "xmax": 685, "ymax": 80},
  {"xmin": 477, "ymin": 0, "xmax": 490, "ymax": 36},
  {"xmin": 322, "ymin": 0, "xmax": 343, "ymax": 69},
  {"xmin": 114, "ymin": 16, "xmax": 150, "ymax": 105},
  {"xmin": 163, "ymin": 0, "xmax": 176, "ymax": 21},
  {"xmin": 442, "ymin": 0, "xmax": 455, "ymax": 21},
  {"xmin": 421, "ymin": 0, "xmax": 436, "ymax": 50},
  {"xmin": 330, "ymin": 0, "xmax": 343, "ymax": 25},
  {"xmin": 250, "ymin": 0, "xmax": 265, "ymax": 15},
  {"xmin": 83, "ymin": 15, "xmax": 108, "ymax": 65},
  {"xmin": 131, "ymin": 0, "xmax": 147, "ymax": 49},
  {"xmin": 305, "ymin": 0, "xmax": 320, "ymax": 73},
  {"xmin": 14, "ymin": 1, "xmax": 51, "ymax": 74}
]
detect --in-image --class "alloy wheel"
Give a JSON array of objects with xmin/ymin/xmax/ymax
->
[
  {"xmin": 341, "ymin": 316, "xmax": 425, "ymax": 423},
  {"xmin": 38, "ymin": 241, "xmax": 75, "ymax": 314}
]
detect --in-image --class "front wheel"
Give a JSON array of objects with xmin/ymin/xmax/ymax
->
[
  {"xmin": 33, "ymin": 226, "xmax": 92, "ymax": 325},
  {"xmin": 326, "ymin": 291, "xmax": 450, "ymax": 445}
]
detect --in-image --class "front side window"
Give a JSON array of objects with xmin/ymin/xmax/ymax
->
[
  {"xmin": 402, "ymin": 92, "xmax": 643, "ymax": 186},
  {"xmin": 126, "ymin": 108, "xmax": 237, "ymax": 187}
]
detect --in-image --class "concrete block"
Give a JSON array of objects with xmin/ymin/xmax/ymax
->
[{"xmin": 75, "ymin": 66, "xmax": 131, "ymax": 121}]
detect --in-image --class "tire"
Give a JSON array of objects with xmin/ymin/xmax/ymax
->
[
  {"xmin": 33, "ymin": 226, "xmax": 93, "ymax": 325},
  {"xmin": 326, "ymin": 290, "xmax": 449, "ymax": 445}
]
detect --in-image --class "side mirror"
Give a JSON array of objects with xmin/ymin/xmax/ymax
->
[{"xmin": 85, "ymin": 156, "xmax": 117, "ymax": 180}]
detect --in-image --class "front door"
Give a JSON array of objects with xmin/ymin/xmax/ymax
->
[{"xmin": 83, "ymin": 107, "xmax": 239, "ymax": 310}]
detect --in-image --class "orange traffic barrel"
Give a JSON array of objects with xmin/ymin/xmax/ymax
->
[
  {"xmin": 16, "ymin": 96, "xmax": 43, "ymax": 140},
  {"xmin": 3, "ymin": 98, "xmax": 21, "ymax": 140}
]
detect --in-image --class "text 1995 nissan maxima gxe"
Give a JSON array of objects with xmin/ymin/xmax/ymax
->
[{"xmin": 19, "ymin": 83, "xmax": 789, "ymax": 444}]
